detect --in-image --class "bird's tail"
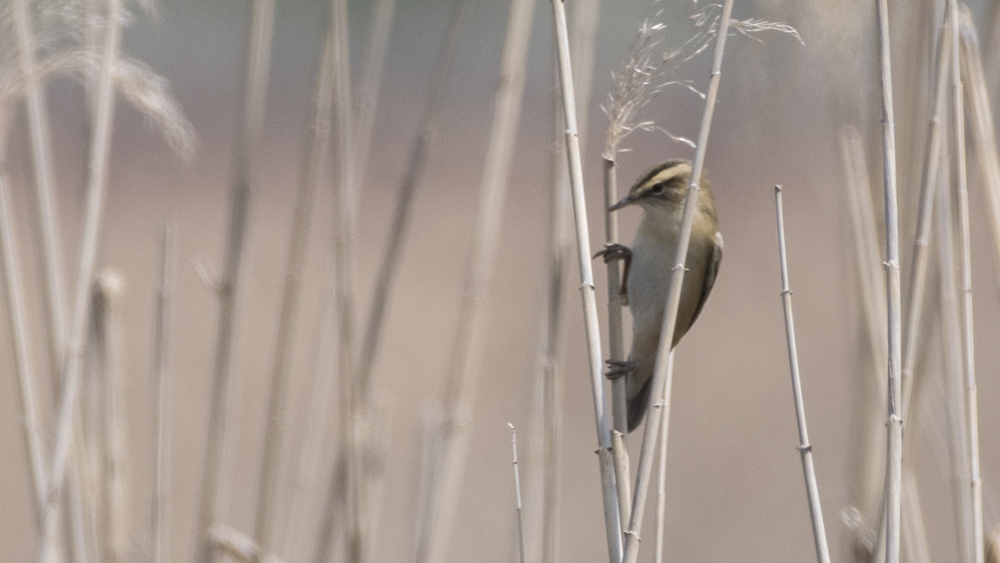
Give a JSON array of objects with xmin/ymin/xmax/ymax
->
[{"xmin": 626, "ymin": 377, "xmax": 653, "ymax": 432}]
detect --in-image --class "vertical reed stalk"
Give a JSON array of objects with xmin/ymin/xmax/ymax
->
[
  {"xmin": 93, "ymin": 272, "xmax": 127, "ymax": 563},
  {"xmin": 622, "ymin": 4, "xmax": 733, "ymax": 563},
  {"xmin": 196, "ymin": 1, "xmax": 275, "ymax": 561},
  {"xmin": 416, "ymin": 0, "xmax": 537, "ymax": 560},
  {"xmin": 874, "ymin": 0, "xmax": 903, "ymax": 560},
  {"xmin": 551, "ymin": 0, "xmax": 622, "ymax": 560},
  {"xmin": 653, "ymin": 351, "xmax": 674, "ymax": 563},
  {"xmin": 901, "ymin": 14, "xmax": 951, "ymax": 420},
  {"xmin": 958, "ymin": 8, "xmax": 1000, "ymax": 298},
  {"xmin": 537, "ymin": 73, "xmax": 570, "ymax": 563},
  {"xmin": 252, "ymin": 4, "xmax": 336, "ymax": 556},
  {"xmin": 839, "ymin": 129, "xmax": 888, "ymax": 549},
  {"xmin": 39, "ymin": 0, "xmax": 123, "ymax": 559},
  {"xmin": 948, "ymin": 3, "xmax": 983, "ymax": 561},
  {"xmin": 11, "ymin": 0, "xmax": 69, "ymax": 383},
  {"xmin": 0, "ymin": 173, "xmax": 47, "ymax": 524},
  {"xmin": 774, "ymin": 186, "xmax": 832, "ymax": 563},
  {"xmin": 602, "ymin": 158, "xmax": 627, "ymax": 434},
  {"xmin": 902, "ymin": 469, "xmax": 931, "ymax": 563},
  {"xmin": 530, "ymin": 2, "xmax": 599, "ymax": 558},
  {"xmin": 936, "ymin": 141, "xmax": 974, "ymax": 563},
  {"xmin": 151, "ymin": 223, "xmax": 175, "ymax": 563},
  {"xmin": 329, "ymin": 0, "xmax": 362, "ymax": 558}
]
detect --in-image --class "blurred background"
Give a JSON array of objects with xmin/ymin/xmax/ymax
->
[{"xmin": 0, "ymin": 0, "xmax": 998, "ymax": 562}]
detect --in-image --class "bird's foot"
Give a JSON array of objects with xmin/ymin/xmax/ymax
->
[
  {"xmin": 604, "ymin": 359, "xmax": 636, "ymax": 380},
  {"xmin": 594, "ymin": 243, "xmax": 631, "ymax": 264},
  {"xmin": 594, "ymin": 244, "xmax": 632, "ymax": 305}
]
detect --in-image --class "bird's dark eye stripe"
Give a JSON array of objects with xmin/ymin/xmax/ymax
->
[{"xmin": 651, "ymin": 183, "xmax": 664, "ymax": 193}]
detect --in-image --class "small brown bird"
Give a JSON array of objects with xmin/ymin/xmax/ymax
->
[{"xmin": 599, "ymin": 160, "xmax": 723, "ymax": 431}]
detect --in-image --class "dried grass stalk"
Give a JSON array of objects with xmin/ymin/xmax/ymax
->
[
  {"xmin": 550, "ymin": 0, "xmax": 622, "ymax": 559},
  {"xmin": 196, "ymin": 1, "xmax": 275, "ymax": 561},
  {"xmin": 0, "ymin": 170, "xmax": 48, "ymax": 524},
  {"xmin": 901, "ymin": 12, "xmax": 951, "ymax": 421},
  {"xmin": 252, "ymin": 2, "xmax": 336, "ymax": 555},
  {"xmin": 873, "ymin": 0, "xmax": 904, "ymax": 561},
  {"xmin": 622, "ymin": 4, "xmax": 734, "ymax": 563},
  {"xmin": 40, "ymin": 1, "xmax": 124, "ymax": 559},
  {"xmin": 653, "ymin": 350, "xmax": 674, "ymax": 563},
  {"xmin": 948, "ymin": 4, "xmax": 983, "ymax": 562},
  {"xmin": 416, "ymin": 0, "xmax": 537, "ymax": 560},
  {"xmin": 151, "ymin": 223, "xmax": 175, "ymax": 563},
  {"xmin": 774, "ymin": 186, "xmax": 831, "ymax": 563},
  {"xmin": 10, "ymin": 0, "xmax": 68, "ymax": 384}
]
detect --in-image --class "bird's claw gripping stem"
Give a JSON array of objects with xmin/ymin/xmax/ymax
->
[{"xmin": 604, "ymin": 359, "xmax": 636, "ymax": 380}]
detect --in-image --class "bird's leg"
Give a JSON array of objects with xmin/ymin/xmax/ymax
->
[
  {"xmin": 594, "ymin": 243, "xmax": 632, "ymax": 305},
  {"xmin": 604, "ymin": 359, "xmax": 636, "ymax": 380}
]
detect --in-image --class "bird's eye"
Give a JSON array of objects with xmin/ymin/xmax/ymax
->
[{"xmin": 651, "ymin": 183, "xmax": 665, "ymax": 194}]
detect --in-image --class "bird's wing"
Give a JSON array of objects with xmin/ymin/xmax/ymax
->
[{"xmin": 688, "ymin": 231, "xmax": 723, "ymax": 325}]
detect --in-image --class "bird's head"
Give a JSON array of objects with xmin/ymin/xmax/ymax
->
[{"xmin": 609, "ymin": 160, "xmax": 708, "ymax": 212}]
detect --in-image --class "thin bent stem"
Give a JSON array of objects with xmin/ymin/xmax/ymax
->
[
  {"xmin": 196, "ymin": 1, "xmax": 275, "ymax": 561},
  {"xmin": 622, "ymin": 3, "xmax": 734, "ymax": 563},
  {"xmin": 948, "ymin": 3, "xmax": 983, "ymax": 562},
  {"xmin": 510, "ymin": 425, "xmax": 526, "ymax": 563},
  {"xmin": 774, "ymin": 186, "xmax": 832, "ymax": 563},
  {"xmin": 39, "ymin": 0, "xmax": 124, "ymax": 559},
  {"xmin": 416, "ymin": 0, "xmax": 536, "ymax": 560},
  {"xmin": 551, "ymin": 0, "xmax": 622, "ymax": 560}
]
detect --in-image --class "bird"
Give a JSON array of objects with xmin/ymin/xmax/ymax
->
[{"xmin": 596, "ymin": 159, "xmax": 723, "ymax": 432}]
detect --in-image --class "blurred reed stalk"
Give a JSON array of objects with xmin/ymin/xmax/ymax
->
[
  {"xmin": 151, "ymin": 223, "xmax": 175, "ymax": 563},
  {"xmin": 40, "ymin": 0, "xmax": 124, "ymax": 559},
  {"xmin": 354, "ymin": 0, "xmax": 402, "ymax": 396},
  {"xmin": 288, "ymin": 0, "xmax": 395, "ymax": 559},
  {"xmin": 873, "ymin": 0, "xmax": 904, "ymax": 561},
  {"xmin": 328, "ymin": 0, "xmax": 362, "ymax": 558},
  {"xmin": 773, "ymin": 186, "xmax": 831, "ymax": 563},
  {"xmin": 196, "ymin": 0, "xmax": 275, "ymax": 561},
  {"xmin": 11, "ymin": 0, "xmax": 68, "ymax": 386},
  {"xmin": 415, "ymin": 0, "xmax": 536, "ymax": 560},
  {"xmin": 948, "ymin": 3, "xmax": 983, "ymax": 561},
  {"xmin": 652, "ymin": 350, "xmax": 674, "ymax": 563},
  {"xmin": 528, "ymin": 1, "xmax": 600, "ymax": 560},
  {"xmin": 839, "ymin": 127, "xmax": 888, "ymax": 556},
  {"xmin": 91, "ymin": 271, "xmax": 127, "ymax": 563},
  {"xmin": 958, "ymin": 8, "xmax": 1000, "ymax": 297},
  {"xmin": 211, "ymin": 524, "xmax": 287, "ymax": 563},
  {"xmin": 13, "ymin": 1, "xmax": 91, "ymax": 558},
  {"xmin": 252, "ymin": 0, "xmax": 337, "ymax": 556},
  {"xmin": 935, "ymin": 139, "xmax": 974, "ymax": 563},
  {"xmin": 621, "ymin": 4, "xmax": 733, "ymax": 563},
  {"xmin": 0, "ymin": 172, "xmax": 47, "ymax": 524},
  {"xmin": 550, "ymin": 0, "xmax": 623, "ymax": 560},
  {"xmin": 901, "ymin": 10, "xmax": 950, "ymax": 421},
  {"xmin": 902, "ymin": 469, "xmax": 931, "ymax": 563}
]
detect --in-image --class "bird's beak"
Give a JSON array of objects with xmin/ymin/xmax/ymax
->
[{"xmin": 609, "ymin": 194, "xmax": 635, "ymax": 212}]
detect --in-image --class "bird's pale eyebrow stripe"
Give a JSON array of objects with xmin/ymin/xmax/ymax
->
[{"xmin": 632, "ymin": 160, "xmax": 691, "ymax": 190}]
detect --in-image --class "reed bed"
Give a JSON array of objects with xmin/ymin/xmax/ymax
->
[{"xmin": 0, "ymin": 1, "xmax": 998, "ymax": 563}]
